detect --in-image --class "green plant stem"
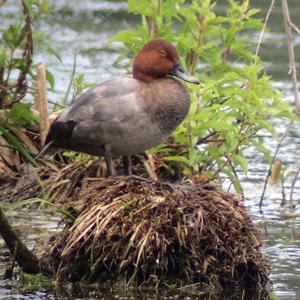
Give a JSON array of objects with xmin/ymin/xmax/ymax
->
[
  {"xmin": 289, "ymin": 165, "xmax": 300, "ymax": 202},
  {"xmin": 157, "ymin": 0, "xmax": 160, "ymax": 16},
  {"xmin": 255, "ymin": 0, "xmax": 276, "ymax": 60},
  {"xmin": 63, "ymin": 52, "xmax": 77, "ymax": 105},
  {"xmin": 189, "ymin": 15, "xmax": 204, "ymax": 75},
  {"xmin": 10, "ymin": 198, "xmax": 76, "ymax": 222},
  {"xmin": 227, "ymin": 155, "xmax": 244, "ymax": 200}
]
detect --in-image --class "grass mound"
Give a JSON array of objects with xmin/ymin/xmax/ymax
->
[{"xmin": 43, "ymin": 176, "xmax": 269, "ymax": 290}]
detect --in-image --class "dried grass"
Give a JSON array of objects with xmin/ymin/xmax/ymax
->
[
  {"xmin": 42, "ymin": 176, "xmax": 269, "ymax": 290},
  {"xmin": 0, "ymin": 125, "xmax": 40, "ymax": 180},
  {"xmin": 0, "ymin": 157, "xmax": 104, "ymax": 204}
]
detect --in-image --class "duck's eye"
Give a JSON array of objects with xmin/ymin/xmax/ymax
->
[{"xmin": 160, "ymin": 50, "xmax": 167, "ymax": 57}]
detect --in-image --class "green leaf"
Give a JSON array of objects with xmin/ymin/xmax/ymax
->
[
  {"xmin": 7, "ymin": 102, "xmax": 39, "ymax": 127},
  {"xmin": 11, "ymin": 58, "xmax": 26, "ymax": 71},
  {"xmin": 0, "ymin": 46, "xmax": 8, "ymax": 68},
  {"xmin": 9, "ymin": 197, "xmax": 76, "ymax": 222},
  {"xmin": 46, "ymin": 69, "xmax": 55, "ymax": 90},
  {"xmin": 107, "ymin": 0, "xmax": 294, "ymax": 184},
  {"xmin": 3, "ymin": 24, "xmax": 25, "ymax": 50},
  {"xmin": 252, "ymin": 140, "xmax": 272, "ymax": 164},
  {"xmin": 233, "ymin": 154, "xmax": 248, "ymax": 173},
  {"xmin": 128, "ymin": 0, "xmax": 155, "ymax": 16},
  {"xmin": 23, "ymin": 0, "xmax": 33, "ymax": 16},
  {"xmin": 165, "ymin": 156, "xmax": 189, "ymax": 164},
  {"xmin": 223, "ymin": 168, "xmax": 243, "ymax": 195},
  {"xmin": 0, "ymin": 126, "xmax": 37, "ymax": 166},
  {"xmin": 111, "ymin": 30, "xmax": 143, "ymax": 45},
  {"xmin": 45, "ymin": 46, "xmax": 62, "ymax": 62},
  {"xmin": 267, "ymin": 292, "xmax": 280, "ymax": 300}
]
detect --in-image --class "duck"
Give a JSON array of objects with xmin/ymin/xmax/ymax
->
[{"xmin": 45, "ymin": 39, "xmax": 199, "ymax": 176}]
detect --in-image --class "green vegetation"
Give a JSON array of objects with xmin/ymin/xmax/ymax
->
[
  {"xmin": 9, "ymin": 197, "xmax": 76, "ymax": 222},
  {"xmin": 112, "ymin": 0, "xmax": 295, "ymax": 194},
  {"xmin": 0, "ymin": 0, "xmax": 55, "ymax": 108},
  {"xmin": 0, "ymin": 0, "xmax": 56, "ymax": 166},
  {"xmin": 0, "ymin": 0, "xmax": 296, "ymax": 195},
  {"xmin": 19, "ymin": 272, "xmax": 54, "ymax": 293}
]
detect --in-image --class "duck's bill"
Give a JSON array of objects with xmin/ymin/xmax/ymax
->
[{"xmin": 169, "ymin": 63, "xmax": 200, "ymax": 84}]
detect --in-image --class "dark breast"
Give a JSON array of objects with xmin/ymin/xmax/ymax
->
[{"xmin": 138, "ymin": 78, "xmax": 191, "ymax": 134}]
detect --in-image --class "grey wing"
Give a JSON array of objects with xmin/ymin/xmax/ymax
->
[
  {"xmin": 58, "ymin": 77, "xmax": 139, "ymax": 122},
  {"xmin": 56, "ymin": 77, "xmax": 142, "ymax": 145}
]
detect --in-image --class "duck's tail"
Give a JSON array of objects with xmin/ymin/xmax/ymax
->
[
  {"xmin": 34, "ymin": 121, "xmax": 59, "ymax": 160},
  {"xmin": 35, "ymin": 119, "xmax": 77, "ymax": 160}
]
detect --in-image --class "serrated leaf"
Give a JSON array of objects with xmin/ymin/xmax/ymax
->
[
  {"xmin": 3, "ymin": 24, "xmax": 25, "ymax": 49},
  {"xmin": 252, "ymin": 140, "xmax": 272, "ymax": 164},
  {"xmin": 233, "ymin": 154, "xmax": 248, "ymax": 173},
  {"xmin": 111, "ymin": 30, "xmax": 142, "ymax": 44}
]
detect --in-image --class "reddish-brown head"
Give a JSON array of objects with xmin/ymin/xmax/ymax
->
[
  {"xmin": 133, "ymin": 39, "xmax": 178, "ymax": 82},
  {"xmin": 132, "ymin": 39, "xmax": 199, "ymax": 84}
]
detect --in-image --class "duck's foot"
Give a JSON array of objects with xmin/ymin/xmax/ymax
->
[
  {"xmin": 122, "ymin": 155, "xmax": 132, "ymax": 176},
  {"xmin": 104, "ymin": 145, "xmax": 116, "ymax": 177}
]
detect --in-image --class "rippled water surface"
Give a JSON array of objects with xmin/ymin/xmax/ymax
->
[{"xmin": 1, "ymin": 0, "xmax": 300, "ymax": 299}]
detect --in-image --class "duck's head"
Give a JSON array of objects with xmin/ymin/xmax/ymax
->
[{"xmin": 132, "ymin": 39, "xmax": 199, "ymax": 84}]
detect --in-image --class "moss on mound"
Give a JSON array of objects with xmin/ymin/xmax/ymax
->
[{"xmin": 42, "ymin": 176, "xmax": 269, "ymax": 290}]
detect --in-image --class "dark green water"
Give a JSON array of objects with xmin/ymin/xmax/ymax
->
[{"xmin": 1, "ymin": 1, "xmax": 300, "ymax": 299}]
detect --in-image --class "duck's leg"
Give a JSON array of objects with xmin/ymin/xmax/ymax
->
[
  {"xmin": 123, "ymin": 155, "xmax": 132, "ymax": 176},
  {"xmin": 104, "ymin": 144, "xmax": 116, "ymax": 177}
]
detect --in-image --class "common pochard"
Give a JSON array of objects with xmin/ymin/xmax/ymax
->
[{"xmin": 46, "ymin": 39, "xmax": 199, "ymax": 176}]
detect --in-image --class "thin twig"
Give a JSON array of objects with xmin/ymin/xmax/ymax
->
[
  {"xmin": 260, "ymin": 0, "xmax": 300, "ymax": 207},
  {"xmin": 197, "ymin": 131, "xmax": 217, "ymax": 145},
  {"xmin": 281, "ymin": 0, "xmax": 300, "ymax": 115},
  {"xmin": 259, "ymin": 120, "xmax": 293, "ymax": 207},
  {"xmin": 280, "ymin": 174, "xmax": 286, "ymax": 206},
  {"xmin": 290, "ymin": 21, "xmax": 300, "ymax": 35},
  {"xmin": 48, "ymin": 100, "xmax": 65, "ymax": 108},
  {"xmin": 255, "ymin": 0, "xmax": 276, "ymax": 60},
  {"xmin": 227, "ymin": 155, "xmax": 245, "ymax": 201},
  {"xmin": 10, "ymin": 243, "xmax": 18, "ymax": 278},
  {"xmin": 15, "ymin": 0, "xmax": 33, "ymax": 101},
  {"xmin": 289, "ymin": 165, "xmax": 300, "ymax": 202},
  {"xmin": 63, "ymin": 52, "xmax": 77, "ymax": 105}
]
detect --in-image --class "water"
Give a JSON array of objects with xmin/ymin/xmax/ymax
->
[{"xmin": 1, "ymin": 1, "xmax": 300, "ymax": 299}]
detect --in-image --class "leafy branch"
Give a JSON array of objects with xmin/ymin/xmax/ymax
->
[{"xmin": 112, "ymin": 0, "xmax": 295, "ymax": 194}]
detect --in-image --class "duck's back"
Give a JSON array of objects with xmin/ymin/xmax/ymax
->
[{"xmin": 47, "ymin": 77, "xmax": 190, "ymax": 156}]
